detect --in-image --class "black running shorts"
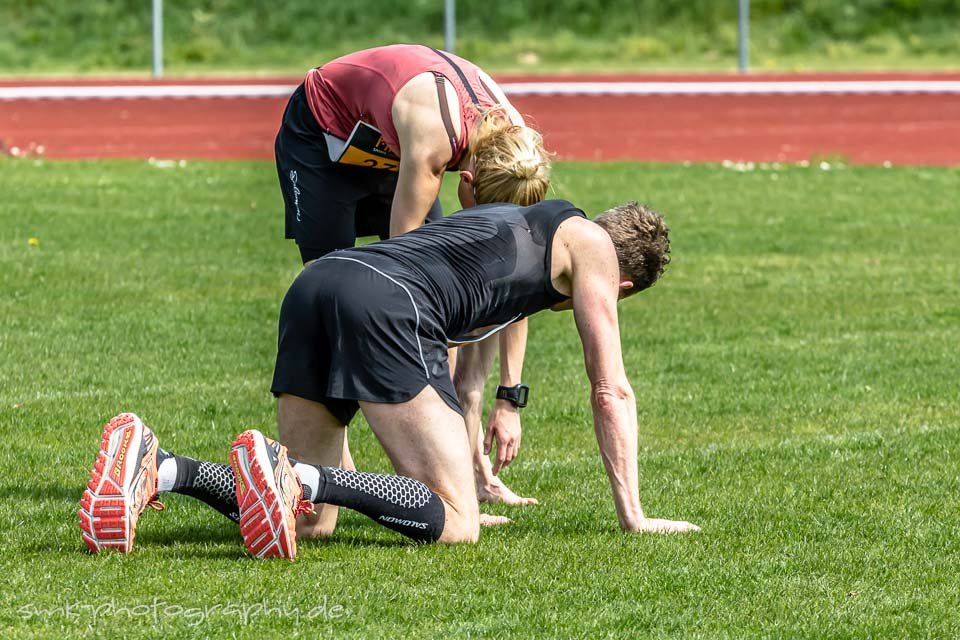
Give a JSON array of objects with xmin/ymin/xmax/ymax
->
[
  {"xmin": 275, "ymin": 84, "xmax": 443, "ymax": 264},
  {"xmin": 270, "ymin": 253, "xmax": 462, "ymax": 425}
]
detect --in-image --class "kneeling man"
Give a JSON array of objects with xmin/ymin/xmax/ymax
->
[{"xmin": 79, "ymin": 199, "xmax": 699, "ymax": 558}]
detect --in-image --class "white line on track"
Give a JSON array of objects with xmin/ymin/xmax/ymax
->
[
  {"xmin": 501, "ymin": 80, "xmax": 960, "ymax": 96},
  {"xmin": 0, "ymin": 84, "xmax": 296, "ymax": 100},
  {"xmin": 2, "ymin": 80, "xmax": 960, "ymax": 100}
]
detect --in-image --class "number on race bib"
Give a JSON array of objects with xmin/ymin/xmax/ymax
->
[{"xmin": 330, "ymin": 121, "xmax": 400, "ymax": 171}]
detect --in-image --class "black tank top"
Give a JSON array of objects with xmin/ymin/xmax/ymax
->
[{"xmin": 337, "ymin": 199, "xmax": 586, "ymax": 341}]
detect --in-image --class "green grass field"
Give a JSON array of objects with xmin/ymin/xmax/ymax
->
[{"xmin": 1, "ymin": 158, "xmax": 958, "ymax": 637}]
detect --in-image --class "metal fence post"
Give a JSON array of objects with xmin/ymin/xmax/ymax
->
[
  {"xmin": 152, "ymin": 0, "xmax": 164, "ymax": 78},
  {"xmin": 738, "ymin": 0, "xmax": 749, "ymax": 74},
  {"xmin": 444, "ymin": 0, "xmax": 456, "ymax": 53}
]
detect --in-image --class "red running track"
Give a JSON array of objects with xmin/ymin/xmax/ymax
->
[{"xmin": 2, "ymin": 73, "xmax": 959, "ymax": 165}]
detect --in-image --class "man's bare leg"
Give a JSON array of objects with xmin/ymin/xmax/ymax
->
[
  {"xmin": 232, "ymin": 386, "xmax": 474, "ymax": 553},
  {"xmin": 264, "ymin": 386, "xmax": 478, "ymax": 544},
  {"xmin": 448, "ymin": 346, "xmax": 458, "ymax": 377},
  {"xmin": 453, "ymin": 339, "xmax": 538, "ymax": 506},
  {"xmin": 341, "ymin": 438, "xmax": 355, "ymax": 471},
  {"xmin": 358, "ymin": 386, "xmax": 480, "ymax": 543},
  {"xmin": 277, "ymin": 394, "xmax": 347, "ymax": 539}
]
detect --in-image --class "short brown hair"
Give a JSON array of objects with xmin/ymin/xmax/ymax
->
[{"xmin": 593, "ymin": 202, "xmax": 671, "ymax": 293}]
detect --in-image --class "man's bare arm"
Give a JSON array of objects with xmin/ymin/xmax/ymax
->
[
  {"xmin": 570, "ymin": 225, "xmax": 699, "ymax": 533},
  {"xmin": 390, "ymin": 75, "xmax": 454, "ymax": 237},
  {"xmin": 484, "ymin": 318, "xmax": 528, "ymax": 473},
  {"xmin": 453, "ymin": 335, "xmax": 537, "ymax": 506},
  {"xmin": 570, "ymin": 241, "xmax": 642, "ymax": 529}
]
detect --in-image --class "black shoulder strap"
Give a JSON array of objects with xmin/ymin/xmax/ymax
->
[
  {"xmin": 478, "ymin": 76, "xmax": 501, "ymax": 105},
  {"xmin": 434, "ymin": 73, "xmax": 459, "ymax": 160},
  {"xmin": 429, "ymin": 47, "xmax": 482, "ymax": 107}
]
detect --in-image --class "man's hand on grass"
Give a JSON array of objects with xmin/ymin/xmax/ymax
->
[
  {"xmin": 627, "ymin": 518, "xmax": 701, "ymax": 534},
  {"xmin": 477, "ymin": 473, "xmax": 539, "ymax": 506},
  {"xmin": 484, "ymin": 401, "xmax": 522, "ymax": 474},
  {"xmin": 479, "ymin": 513, "xmax": 513, "ymax": 527}
]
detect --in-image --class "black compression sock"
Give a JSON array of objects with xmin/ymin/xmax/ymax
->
[
  {"xmin": 157, "ymin": 449, "xmax": 239, "ymax": 523},
  {"xmin": 308, "ymin": 466, "xmax": 446, "ymax": 542}
]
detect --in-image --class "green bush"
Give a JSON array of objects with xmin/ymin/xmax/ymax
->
[{"xmin": 0, "ymin": 0, "xmax": 957, "ymax": 72}]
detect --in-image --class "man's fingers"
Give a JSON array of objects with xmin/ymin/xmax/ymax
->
[
  {"xmin": 479, "ymin": 514, "xmax": 513, "ymax": 527},
  {"xmin": 495, "ymin": 434, "xmax": 520, "ymax": 474},
  {"xmin": 492, "ymin": 446, "xmax": 506, "ymax": 474},
  {"xmin": 483, "ymin": 428, "xmax": 494, "ymax": 455},
  {"xmin": 665, "ymin": 520, "xmax": 699, "ymax": 533},
  {"xmin": 639, "ymin": 518, "xmax": 701, "ymax": 534},
  {"xmin": 501, "ymin": 443, "xmax": 517, "ymax": 471},
  {"xmin": 499, "ymin": 491, "xmax": 539, "ymax": 506}
]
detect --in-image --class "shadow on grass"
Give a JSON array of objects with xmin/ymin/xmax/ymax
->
[
  {"xmin": 15, "ymin": 483, "xmax": 436, "ymax": 556},
  {"xmin": 1, "ymin": 482, "xmax": 82, "ymax": 504},
  {"xmin": 297, "ymin": 524, "xmax": 413, "ymax": 550},
  {"xmin": 138, "ymin": 522, "xmax": 239, "ymax": 547},
  {"xmin": 137, "ymin": 525, "xmax": 413, "ymax": 557}
]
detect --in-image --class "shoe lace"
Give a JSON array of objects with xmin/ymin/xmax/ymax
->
[
  {"xmin": 293, "ymin": 476, "xmax": 315, "ymax": 517},
  {"xmin": 147, "ymin": 498, "xmax": 166, "ymax": 511}
]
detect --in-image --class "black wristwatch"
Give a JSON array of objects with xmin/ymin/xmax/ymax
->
[{"xmin": 496, "ymin": 384, "xmax": 530, "ymax": 409}]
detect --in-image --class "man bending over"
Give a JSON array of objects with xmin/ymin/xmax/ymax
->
[{"xmin": 79, "ymin": 199, "xmax": 699, "ymax": 557}]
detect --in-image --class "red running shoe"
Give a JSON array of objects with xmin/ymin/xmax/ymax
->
[
  {"xmin": 79, "ymin": 413, "xmax": 164, "ymax": 553},
  {"xmin": 230, "ymin": 429, "xmax": 313, "ymax": 560}
]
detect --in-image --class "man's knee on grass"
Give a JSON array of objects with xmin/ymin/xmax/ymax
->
[{"xmin": 437, "ymin": 497, "xmax": 480, "ymax": 544}]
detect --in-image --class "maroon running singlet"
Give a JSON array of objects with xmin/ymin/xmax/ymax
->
[{"xmin": 302, "ymin": 44, "xmax": 500, "ymax": 167}]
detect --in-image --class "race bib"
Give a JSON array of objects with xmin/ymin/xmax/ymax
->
[{"xmin": 324, "ymin": 121, "xmax": 400, "ymax": 171}]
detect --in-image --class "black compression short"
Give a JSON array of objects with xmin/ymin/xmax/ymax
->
[
  {"xmin": 270, "ymin": 253, "xmax": 462, "ymax": 425},
  {"xmin": 275, "ymin": 84, "xmax": 443, "ymax": 264}
]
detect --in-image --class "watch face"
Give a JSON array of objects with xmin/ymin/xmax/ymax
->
[
  {"xmin": 516, "ymin": 385, "xmax": 529, "ymax": 407},
  {"xmin": 498, "ymin": 385, "xmax": 528, "ymax": 408}
]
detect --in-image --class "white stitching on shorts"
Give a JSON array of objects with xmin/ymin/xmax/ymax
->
[{"xmin": 319, "ymin": 255, "xmax": 430, "ymax": 379}]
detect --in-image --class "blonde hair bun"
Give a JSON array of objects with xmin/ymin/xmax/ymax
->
[{"xmin": 469, "ymin": 107, "xmax": 552, "ymax": 206}]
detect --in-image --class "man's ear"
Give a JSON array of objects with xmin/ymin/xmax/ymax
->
[
  {"xmin": 459, "ymin": 169, "xmax": 475, "ymax": 184},
  {"xmin": 619, "ymin": 280, "xmax": 634, "ymax": 292}
]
